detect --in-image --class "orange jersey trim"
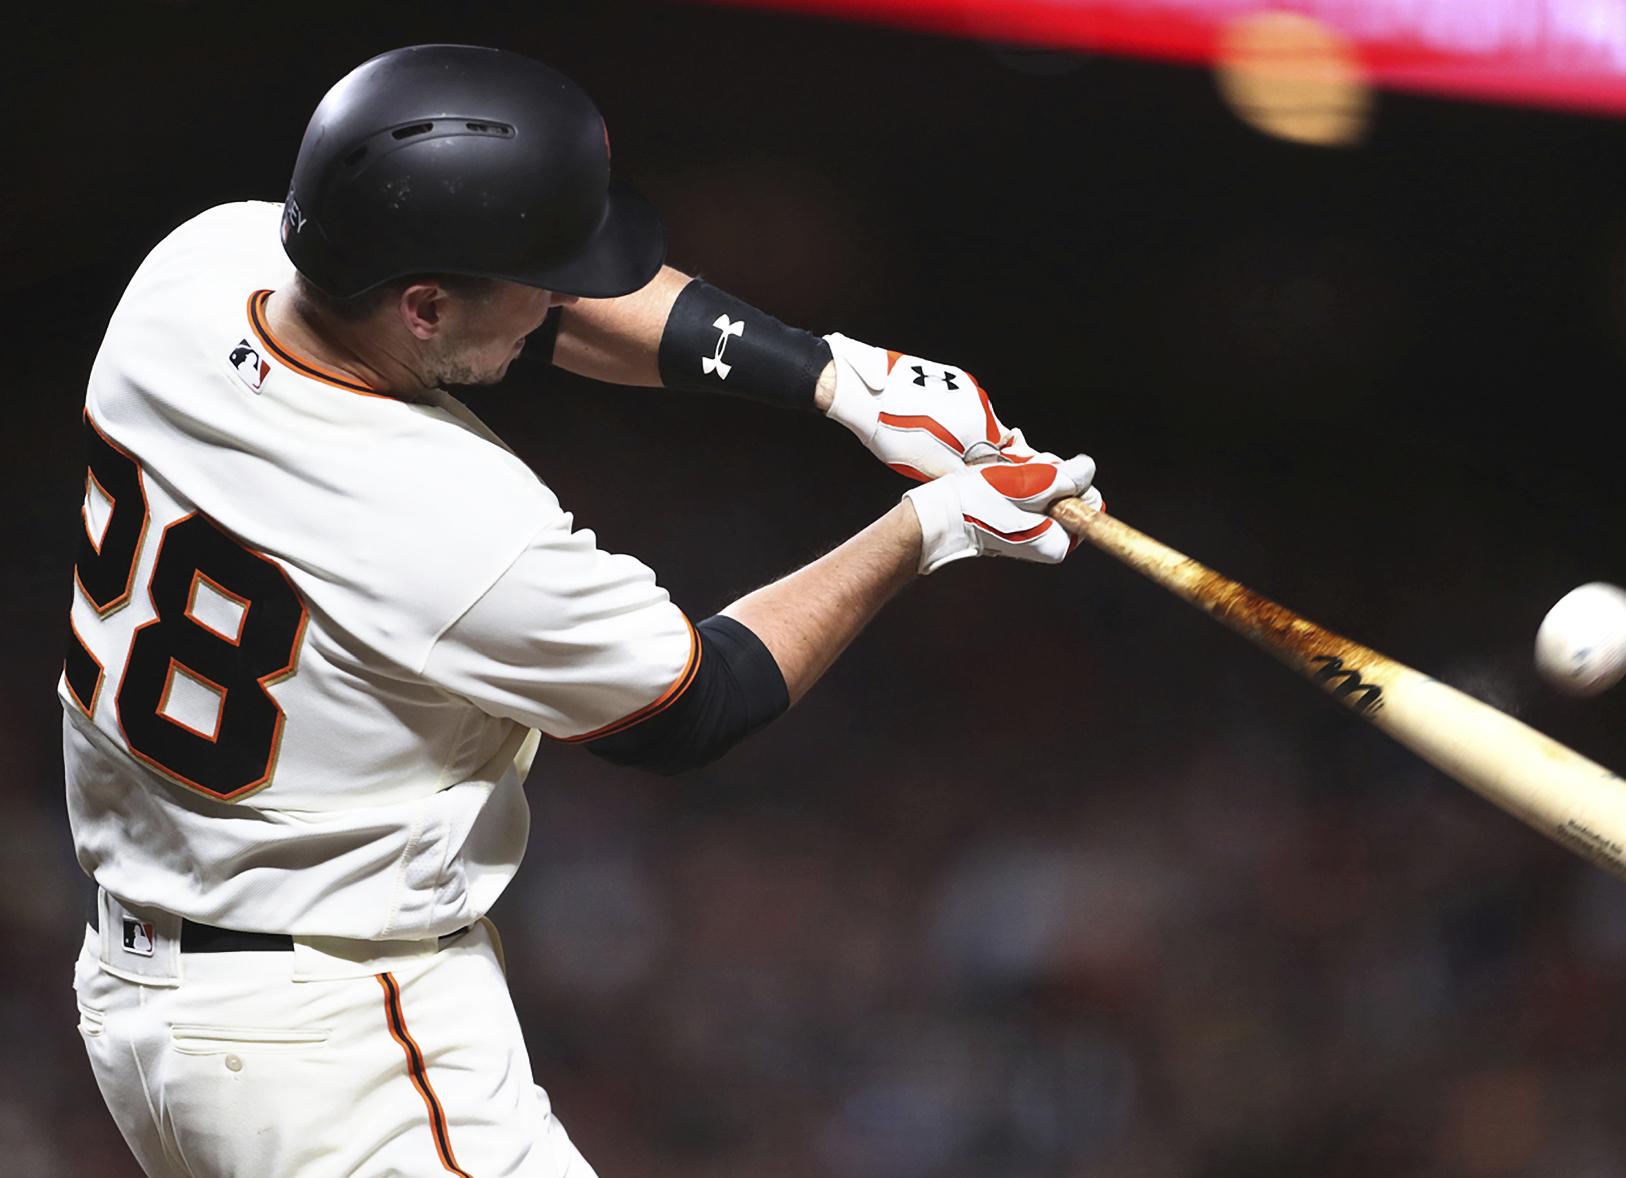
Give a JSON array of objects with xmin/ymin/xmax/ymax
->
[
  {"xmin": 115, "ymin": 512, "xmax": 310, "ymax": 804},
  {"xmin": 559, "ymin": 616, "xmax": 703, "ymax": 744},
  {"xmin": 155, "ymin": 658, "xmax": 229, "ymax": 744},
  {"xmin": 377, "ymin": 972, "xmax": 471, "ymax": 1178},
  {"xmin": 184, "ymin": 569, "xmax": 251, "ymax": 646},
  {"xmin": 76, "ymin": 411, "xmax": 150, "ymax": 618},
  {"xmin": 246, "ymin": 291, "xmax": 390, "ymax": 399},
  {"xmin": 64, "ymin": 613, "xmax": 106, "ymax": 718}
]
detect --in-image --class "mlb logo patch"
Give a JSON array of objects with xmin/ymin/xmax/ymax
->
[
  {"xmin": 229, "ymin": 340, "xmax": 270, "ymax": 392},
  {"xmin": 121, "ymin": 917, "xmax": 156, "ymax": 957}
]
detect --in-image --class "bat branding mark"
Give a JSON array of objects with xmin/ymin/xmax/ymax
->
[
  {"xmin": 1308, "ymin": 654, "xmax": 1383, "ymax": 715},
  {"xmin": 1554, "ymin": 820, "xmax": 1625, "ymax": 868}
]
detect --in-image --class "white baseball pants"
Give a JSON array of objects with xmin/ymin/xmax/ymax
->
[{"xmin": 74, "ymin": 901, "xmax": 597, "ymax": 1177}]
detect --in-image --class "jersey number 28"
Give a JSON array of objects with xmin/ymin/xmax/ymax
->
[{"xmin": 65, "ymin": 415, "xmax": 308, "ymax": 801}]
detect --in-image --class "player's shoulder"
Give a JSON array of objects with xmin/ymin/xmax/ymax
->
[
  {"xmin": 371, "ymin": 393, "xmax": 563, "ymax": 531},
  {"xmin": 292, "ymin": 399, "xmax": 568, "ymax": 666},
  {"xmin": 146, "ymin": 200, "xmax": 285, "ymax": 265},
  {"xmin": 90, "ymin": 201, "xmax": 288, "ymax": 420},
  {"xmin": 117, "ymin": 201, "xmax": 288, "ymax": 315},
  {"xmin": 399, "ymin": 395, "xmax": 566, "ymax": 566}
]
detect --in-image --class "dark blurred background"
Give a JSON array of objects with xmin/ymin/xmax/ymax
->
[{"xmin": 8, "ymin": 2, "xmax": 1626, "ymax": 1174}]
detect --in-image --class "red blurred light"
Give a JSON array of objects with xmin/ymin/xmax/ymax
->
[{"xmin": 704, "ymin": 0, "xmax": 1626, "ymax": 117}]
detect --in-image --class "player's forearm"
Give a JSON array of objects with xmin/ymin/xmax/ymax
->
[
  {"xmin": 552, "ymin": 265, "xmax": 690, "ymax": 386},
  {"xmin": 555, "ymin": 269, "xmax": 838, "ymax": 408},
  {"xmin": 722, "ymin": 501, "xmax": 921, "ymax": 704}
]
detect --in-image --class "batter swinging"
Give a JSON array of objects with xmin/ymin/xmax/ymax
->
[{"xmin": 64, "ymin": 45, "xmax": 1098, "ymax": 1176}]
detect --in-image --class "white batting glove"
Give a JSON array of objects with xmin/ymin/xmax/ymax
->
[
  {"xmin": 904, "ymin": 452, "xmax": 1101, "ymax": 574},
  {"xmin": 823, "ymin": 333, "xmax": 1033, "ymax": 480}
]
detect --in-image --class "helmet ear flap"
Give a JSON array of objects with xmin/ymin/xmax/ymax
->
[{"xmin": 281, "ymin": 44, "xmax": 664, "ymax": 300}]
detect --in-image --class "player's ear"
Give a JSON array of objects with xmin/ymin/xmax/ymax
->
[{"xmin": 397, "ymin": 282, "xmax": 449, "ymax": 340}]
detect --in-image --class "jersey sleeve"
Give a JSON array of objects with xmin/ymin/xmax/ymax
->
[{"xmin": 423, "ymin": 515, "xmax": 698, "ymax": 741}]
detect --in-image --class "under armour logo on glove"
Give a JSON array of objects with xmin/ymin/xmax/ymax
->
[
  {"xmin": 911, "ymin": 364, "xmax": 959, "ymax": 391},
  {"xmin": 702, "ymin": 315, "xmax": 744, "ymax": 379},
  {"xmin": 824, "ymin": 334, "xmax": 1036, "ymax": 483}
]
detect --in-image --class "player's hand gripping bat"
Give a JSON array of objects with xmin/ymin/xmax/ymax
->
[{"xmin": 1048, "ymin": 497, "xmax": 1626, "ymax": 880}]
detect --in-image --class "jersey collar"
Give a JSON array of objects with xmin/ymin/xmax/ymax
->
[{"xmin": 247, "ymin": 290, "xmax": 389, "ymax": 399}]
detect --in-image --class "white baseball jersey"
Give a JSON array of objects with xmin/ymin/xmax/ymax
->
[{"xmin": 62, "ymin": 200, "xmax": 696, "ymax": 940}]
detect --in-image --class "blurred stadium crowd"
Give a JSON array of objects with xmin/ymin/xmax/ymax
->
[
  {"xmin": 7, "ymin": 2, "xmax": 1626, "ymax": 1175},
  {"xmin": 8, "ymin": 642, "xmax": 1626, "ymax": 1176}
]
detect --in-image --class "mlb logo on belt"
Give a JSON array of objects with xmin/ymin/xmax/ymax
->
[{"xmin": 121, "ymin": 917, "xmax": 156, "ymax": 957}]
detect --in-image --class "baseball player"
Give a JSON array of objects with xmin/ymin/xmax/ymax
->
[{"xmin": 64, "ymin": 44, "xmax": 1099, "ymax": 1176}]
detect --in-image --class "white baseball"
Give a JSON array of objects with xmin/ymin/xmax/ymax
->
[{"xmin": 1535, "ymin": 582, "xmax": 1626, "ymax": 697}]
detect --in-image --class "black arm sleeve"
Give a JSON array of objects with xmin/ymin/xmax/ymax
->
[
  {"xmin": 656, "ymin": 278, "xmax": 830, "ymax": 412},
  {"xmin": 530, "ymin": 305, "xmax": 563, "ymax": 367},
  {"xmin": 584, "ymin": 615, "xmax": 789, "ymax": 775}
]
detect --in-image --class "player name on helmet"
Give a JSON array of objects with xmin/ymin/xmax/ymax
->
[{"xmin": 280, "ymin": 195, "xmax": 307, "ymax": 244}]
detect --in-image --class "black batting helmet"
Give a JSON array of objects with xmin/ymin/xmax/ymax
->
[{"xmin": 281, "ymin": 44, "xmax": 664, "ymax": 299}]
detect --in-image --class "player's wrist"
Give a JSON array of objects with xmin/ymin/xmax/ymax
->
[
  {"xmin": 813, "ymin": 359, "xmax": 837, "ymax": 413},
  {"xmin": 819, "ymin": 332, "xmax": 886, "ymax": 438},
  {"xmin": 904, "ymin": 456, "xmax": 1098, "ymax": 573},
  {"xmin": 903, "ymin": 478, "xmax": 977, "ymax": 574},
  {"xmin": 883, "ymin": 498, "xmax": 926, "ymax": 573},
  {"xmin": 656, "ymin": 278, "xmax": 829, "ymax": 411}
]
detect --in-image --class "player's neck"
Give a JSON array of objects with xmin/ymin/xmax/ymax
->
[{"xmin": 263, "ymin": 289, "xmax": 437, "ymax": 401}]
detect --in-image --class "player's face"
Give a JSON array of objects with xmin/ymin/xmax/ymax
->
[{"xmin": 424, "ymin": 282, "xmax": 575, "ymax": 387}]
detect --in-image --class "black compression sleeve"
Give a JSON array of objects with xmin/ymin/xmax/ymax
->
[
  {"xmin": 530, "ymin": 305, "xmax": 562, "ymax": 368},
  {"xmin": 656, "ymin": 279, "xmax": 830, "ymax": 412},
  {"xmin": 584, "ymin": 615, "xmax": 789, "ymax": 775}
]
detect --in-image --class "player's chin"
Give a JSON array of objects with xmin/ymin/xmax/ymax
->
[
  {"xmin": 472, "ymin": 361, "xmax": 514, "ymax": 386},
  {"xmin": 435, "ymin": 360, "xmax": 513, "ymax": 389},
  {"xmin": 474, "ymin": 351, "xmax": 521, "ymax": 386}
]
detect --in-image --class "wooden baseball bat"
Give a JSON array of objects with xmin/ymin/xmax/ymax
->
[{"xmin": 1048, "ymin": 497, "xmax": 1626, "ymax": 879}]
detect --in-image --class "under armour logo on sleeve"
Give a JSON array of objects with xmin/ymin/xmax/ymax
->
[{"xmin": 702, "ymin": 315, "xmax": 744, "ymax": 379}]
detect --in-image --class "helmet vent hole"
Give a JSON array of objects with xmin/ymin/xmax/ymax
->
[
  {"xmin": 342, "ymin": 146, "xmax": 368, "ymax": 167},
  {"xmin": 465, "ymin": 122, "xmax": 514, "ymax": 137},
  {"xmin": 392, "ymin": 123, "xmax": 435, "ymax": 140}
]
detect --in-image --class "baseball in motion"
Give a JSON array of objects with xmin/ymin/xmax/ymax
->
[{"xmin": 1535, "ymin": 582, "xmax": 1626, "ymax": 696}]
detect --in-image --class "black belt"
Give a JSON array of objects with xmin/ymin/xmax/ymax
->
[
  {"xmin": 88, "ymin": 898, "xmax": 468, "ymax": 953},
  {"xmin": 183, "ymin": 922, "xmax": 294, "ymax": 953},
  {"xmin": 88, "ymin": 899, "xmax": 294, "ymax": 952}
]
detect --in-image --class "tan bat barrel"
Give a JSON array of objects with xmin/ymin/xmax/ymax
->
[{"xmin": 1049, "ymin": 497, "xmax": 1626, "ymax": 880}]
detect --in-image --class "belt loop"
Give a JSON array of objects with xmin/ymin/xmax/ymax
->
[{"xmin": 291, "ymin": 934, "xmax": 443, "ymax": 982}]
